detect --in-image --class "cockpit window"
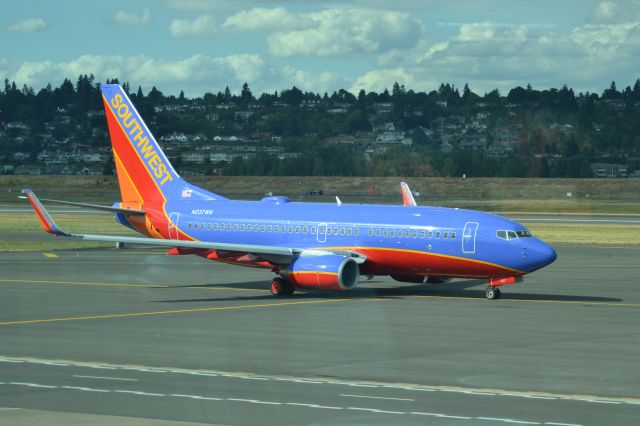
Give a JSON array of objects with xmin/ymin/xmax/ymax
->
[{"xmin": 496, "ymin": 230, "xmax": 529, "ymax": 240}]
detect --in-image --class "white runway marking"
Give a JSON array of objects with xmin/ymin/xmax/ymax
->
[
  {"xmin": 341, "ymin": 393, "xmax": 415, "ymax": 401},
  {"xmin": 171, "ymin": 394, "xmax": 223, "ymax": 401},
  {"xmin": 476, "ymin": 417, "xmax": 540, "ymax": 424},
  {"xmin": 114, "ymin": 390, "xmax": 165, "ymax": 397},
  {"xmin": 0, "ymin": 380, "xmax": 586, "ymax": 425},
  {"xmin": 9, "ymin": 382, "xmax": 57, "ymax": 389},
  {"xmin": 62, "ymin": 386, "xmax": 110, "ymax": 392},
  {"xmin": 411, "ymin": 412, "xmax": 473, "ymax": 419},
  {"xmin": 0, "ymin": 355, "xmax": 635, "ymax": 409},
  {"xmin": 73, "ymin": 375, "xmax": 138, "ymax": 382},
  {"xmin": 348, "ymin": 407, "xmax": 406, "ymax": 414}
]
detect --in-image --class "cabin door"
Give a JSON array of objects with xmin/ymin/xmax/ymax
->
[
  {"xmin": 317, "ymin": 223, "xmax": 327, "ymax": 243},
  {"xmin": 169, "ymin": 212, "xmax": 180, "ymax": 239},
  {"xmin": 462, "ymin": 222, "xmax": 479, "ymax": 254}
]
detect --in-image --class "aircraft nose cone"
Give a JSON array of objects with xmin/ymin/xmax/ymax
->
[{"xmin": 526, "ymin": 240, "xmax": 557, "ymax": 272}]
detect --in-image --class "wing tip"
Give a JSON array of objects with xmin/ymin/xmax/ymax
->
[{"xmin": 21, "ymin": 188, "xmax": 69, "ymax": 236}]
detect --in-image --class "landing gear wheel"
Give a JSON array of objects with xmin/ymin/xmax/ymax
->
[
  {"xmin": 270, "ymin": 277, "xmax": 295, "ymax": 296},
  {"xmin": 486, "ymin": 287, "xmax": 501, "ymax": 300}
]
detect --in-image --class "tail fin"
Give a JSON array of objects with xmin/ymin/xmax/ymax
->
[
  {"xmin": 400, "ymin": 181, "xmax": 417, "ymax": 206},
  {"xmin": 100, "ymin": 84, "xmax": 226, "ymax": 206}
]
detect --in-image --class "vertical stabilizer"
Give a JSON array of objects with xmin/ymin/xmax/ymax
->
[{"xmin": 100, "ymin": 84, "xmax": 226, "ymax": 207}]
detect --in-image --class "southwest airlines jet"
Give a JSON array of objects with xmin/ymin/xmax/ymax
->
[{"xmin": 24, "ymin": 84, "xmax": 557, "ymax": 300}]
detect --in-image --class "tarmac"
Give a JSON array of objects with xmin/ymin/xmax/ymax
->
[{"xmin": 1, "ymin": 244, "xmax": 639, "ymax": 425}]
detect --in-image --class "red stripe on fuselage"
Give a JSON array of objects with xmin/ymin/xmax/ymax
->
[{"xmin": 351, "ymin": 247, "xmax": 521, "ymax": 278}]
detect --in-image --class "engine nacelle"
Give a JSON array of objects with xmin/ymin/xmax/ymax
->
[{"xmin": 284, "ymin": 254, "xmax": 359, "ymax": 290}]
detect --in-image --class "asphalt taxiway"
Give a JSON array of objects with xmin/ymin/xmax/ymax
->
[{"xmin": 1, "ymin": 245, "xmax": 639, "ymax": 425}]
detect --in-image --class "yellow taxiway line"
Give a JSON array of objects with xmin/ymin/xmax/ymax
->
[
  {"xmin": 0, "ymin": 278, "xmax": 260, "ymax": 291},
  {"xmin": 0, "ymin": 299, "xmax": 352, "ymax": 326}
]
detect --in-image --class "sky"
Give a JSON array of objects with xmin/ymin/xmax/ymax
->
[{"xmin": 1, "ymin": 0, "xmax": 639, "ymax": 97}]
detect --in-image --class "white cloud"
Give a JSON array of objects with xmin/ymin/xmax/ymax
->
[
  {"xmin": 7, "ymin": 18, "xmax": 48, "ymax": 33},
  {"xmin": 267, "ymin": 8, "xmax": 425, "ymax": 58},
  {"xmin": 169, "ymin": 15, "xmax": 218, "ymax": 38},
  {"xmin": 350, "ymin": 68, "xmax": 437, "ymax": 94},
  {"xmin": 9, "ymin": 54, "xmax": 268, "ymax": 96},
  {"xmin": 279, "ymin": 66, "xmax": 344, "ymax": 93},
  {"xmin": 113, "ymin": 9, "xmax": 151, "ymax": 26},
  {"xmin": 592, "ymin": 1, "xmax": 640, "ymax": 23},
  {"xmin": 223, "ymin": 7, "xmax": 309, "ymax": 32}
]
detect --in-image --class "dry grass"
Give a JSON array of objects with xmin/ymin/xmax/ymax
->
[{"xmin": 525, "ymin": 223, "xmax": 640, "ymax": 245}]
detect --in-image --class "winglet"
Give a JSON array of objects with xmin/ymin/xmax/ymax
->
[
  {"xmin": 400, "ymin": 182, "xmax": 417, "ymax": 206},
  {"xmin": 22, "ymin": 189, "xmax": 70, "ymax": 236}
]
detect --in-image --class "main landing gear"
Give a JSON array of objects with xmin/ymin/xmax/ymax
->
[
  {"xmin": 270, "ymin": 277, "xmax": 295, "ymax": 296},
  {"xmin": 485, "ymin": 286, "xmax": 502, "ymax": 300}
]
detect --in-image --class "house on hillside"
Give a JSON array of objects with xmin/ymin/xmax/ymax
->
[{"xmin": 590, "ymin": 163, "xmax": 627, "ymax": 178}]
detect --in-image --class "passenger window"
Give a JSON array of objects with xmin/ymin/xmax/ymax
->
[
  {"xmin": 311, "ymin": 227, "xmax": 316, "ymax": 234},
  {"xmin": 451, "ymin": 232, "xmax": 456, "ymax": 239},
  {"xmin": 268, "ymin": 225, "xmax": 273, "ymax": 232},
  {"xmin": 227, "ymin": 224, "xmax": 232, "ymax": 231},
  {"xmin": 246, "ymin": 224, "xmax": 251, "ymax": 231},
  {"xmin": 354, "ymin": 229, "xmax": 359, "ymax": 236},
  {"xmin": 260, "ymin": 225, "xmax": 266, "ymax": 232},
  {"xmin": 428, "ymin": 231, "xmax": 433, "ymax": 239},
  {"xmin": 207, "ymin": 223, "xmax": 211, "ymax": 230},
  {"xmin": 295, "ymin": 226, "xmax": 301, "ymax": 233},
  {"xmin": 188, "ymin": 222, "xmax": 192, "ymax": 229},
  {"xmin": 368, "ymin": 229, "xmax": 373, "ymax": 236},
  {"xmin": 254, "ymin": 224, "xmax": 259, "ymax": 231},
  {"xmin": 233, "ymin": 224, "xmax": 238, "ymax": 231},
  {"xmin": 420, "ymin": 231, "xmax": 425, "ymax": 238},
  {"xmin": 288, "ymin": 226, "xmax": 293, "ymax": 233},
  {"xmin": 274, "ymin": 225, "xmax": 279, "ymax": 232},
  {"xmin": 412, "ymin": 230, "xmax": 418, "ymax": 238},
  {"xmin": 327, "ymin": 228, "xmax": 332, "ymax": 235},
  {"xmin": 435, "ymin": 231, "xmax": 440, "ymax": 239},
  {"xmin": 375, "ymin": 229, "xmax": 381, "ymax": 236},
  {"xmin": 214, "ymin": 223, "xmax": 218, "ymax": 230},
  {"xmin": 390, "ymin": 230, "xmax": 395, "ymax": 237},
  {"xmin": 333, "ymin": 227, "xmax": 339, "ymax": 235},
  {"xmin": 383, "ymin": 229, "xmax": 388, "ymax": 237},
  {"xmin": 347, "ymin": 228, "xmax": 352, "ymax": 236},
  {"xmin": 303, "ymin": 226, "xmax": 308, "ymax": 233},
  {"xmin": 444, "ymin": 232, "xmax": 448, "ymax": 239}
]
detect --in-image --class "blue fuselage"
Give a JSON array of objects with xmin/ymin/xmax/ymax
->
[{"xmin": 160, "ymin": 197, "xmax": 557, "ymax": 278}]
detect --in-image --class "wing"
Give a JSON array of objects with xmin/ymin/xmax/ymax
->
[
  {"xmin": 22, "ymin": 189, "xmax": 366, "ymax": 266},
  {"xmin": 19, "ymin": 191, "xmax": 145, "ymax": 215}
]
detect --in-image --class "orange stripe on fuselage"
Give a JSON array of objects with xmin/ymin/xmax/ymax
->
[{"xmin": 324, "ymin": 246, "xmax": 522, "ymax": 278}]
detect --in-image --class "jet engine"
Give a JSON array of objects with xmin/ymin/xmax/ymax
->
[{"xmin": 283, "ymin": 254, "xmax": 359, "ymax": 290}]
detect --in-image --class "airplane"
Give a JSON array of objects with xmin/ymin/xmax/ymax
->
[{"xmin": 23, "ymin": 83, "xmax": 557, "ymax": 300}]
